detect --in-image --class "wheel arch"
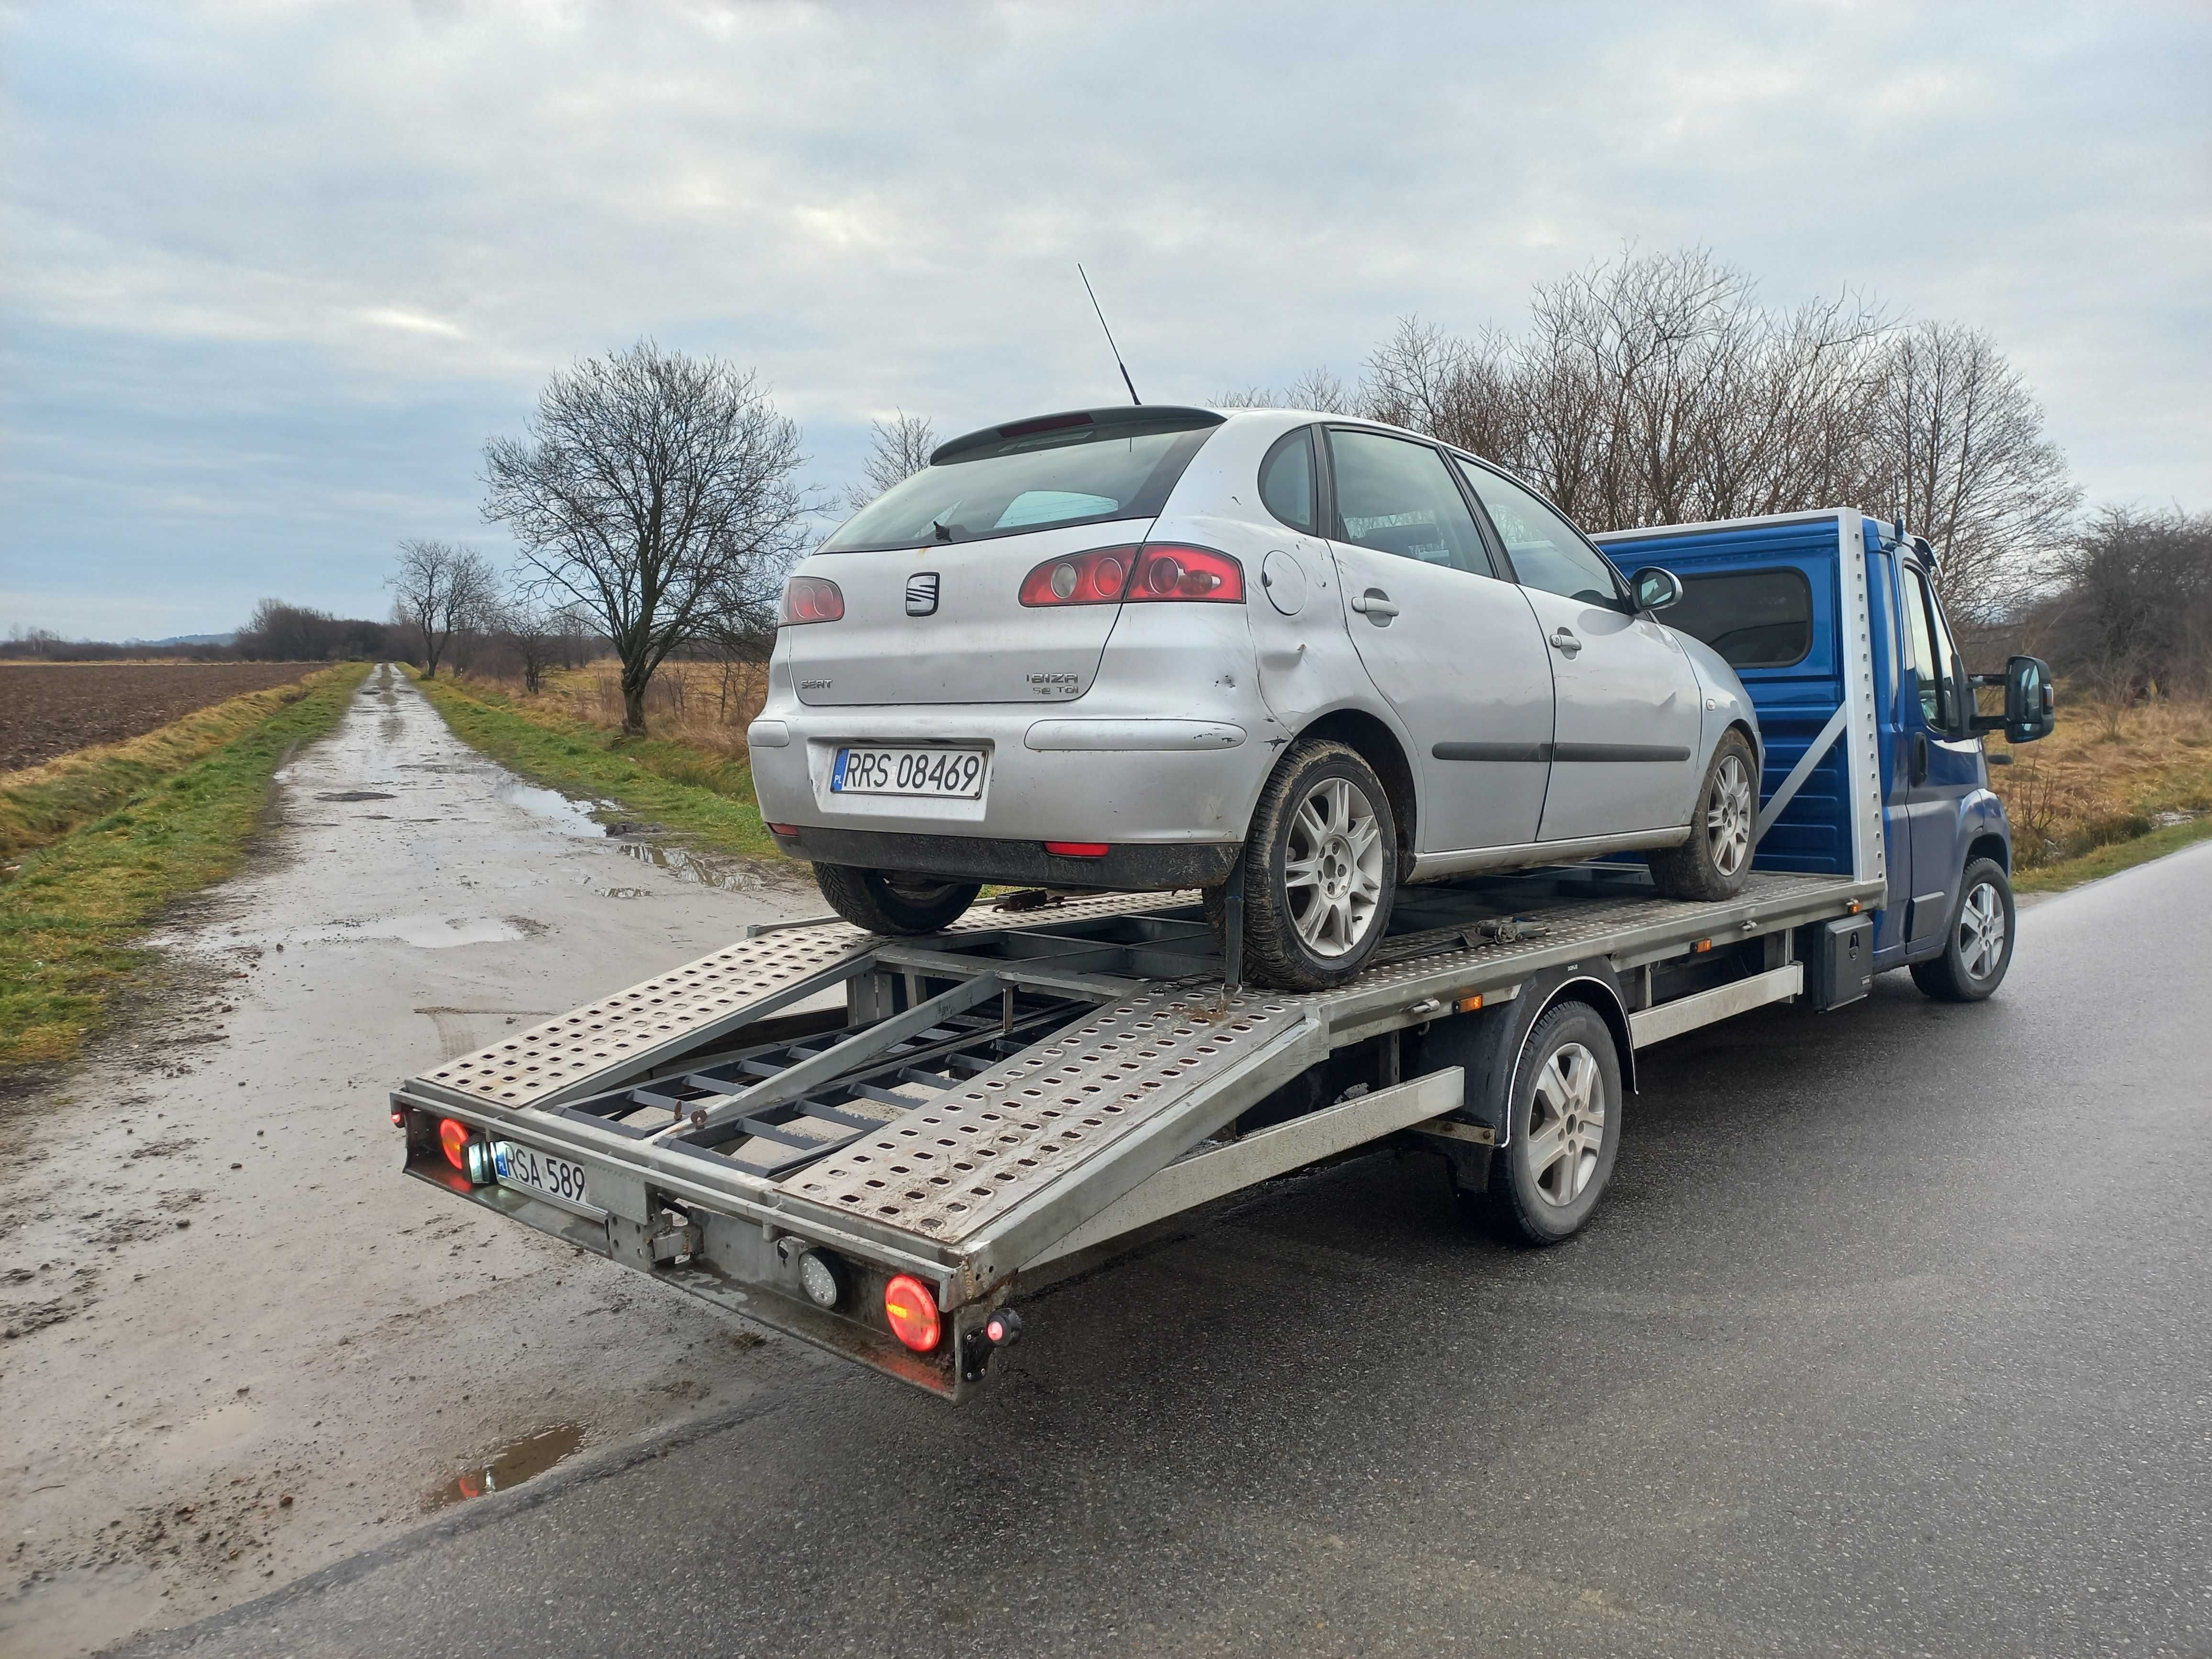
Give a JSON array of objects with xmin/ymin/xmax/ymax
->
[
  {"xmin": 1513, "ymin": 976, "xmax": 1637, "ymax": 1113},
  {"xmin": 1967, "ymin": 830, "xmax": 2010, "ymax": 875},
  {"xmin": 1297, "ymin": 707, "xmax": 1417, "ymax": 859}
]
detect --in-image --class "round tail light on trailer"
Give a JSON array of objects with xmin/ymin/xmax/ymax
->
[
  {"xmin": 438, "ymin": 1117, "xmax": 472, "ymax": 1172},
  {"xmin": 883, "ymin": 1274, "xmax": 942, "ymax": 1352}
]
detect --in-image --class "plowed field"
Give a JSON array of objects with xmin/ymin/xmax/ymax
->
[{"xmin": 0, "ymin": 662, "xmax": 329, "ymax": 771}]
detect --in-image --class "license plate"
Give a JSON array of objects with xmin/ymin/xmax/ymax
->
[
  {"xmin": 492, "ymin": 1140, "xmax": 596, "ymax": 1215},
  {"xmin": 831, "ymin": 745, "xmax": 988, "ymax": 799}
]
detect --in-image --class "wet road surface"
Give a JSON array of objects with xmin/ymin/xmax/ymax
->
[{"xmin": 118, "ymin": 824, "xmax": 2212, "ymax": 1654}]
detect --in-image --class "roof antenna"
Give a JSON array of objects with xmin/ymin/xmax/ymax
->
[{"xmin": 1078, "ymin": 264, "xmax": 1141, "ymax": 406}]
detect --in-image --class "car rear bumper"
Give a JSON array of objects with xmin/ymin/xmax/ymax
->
[{"xmin": 769, "ymin": 823, "xmax": 1241, "ymax": 890}]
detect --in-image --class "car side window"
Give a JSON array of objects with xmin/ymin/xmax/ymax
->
[
  {"xmin": 1898, "ymin": 564, "xmax": 1941, "ymax": 727},
  {"xmin": 1258, "ymin": 427, "xmax": 1318, "ymax": 535},
  {"xmin": 1326, "ymin": 429, "xmax": 1493, "ymax": 577},
  {"xmin": 1455, "ymin": 460, "xmax": 1622, "ymax": 606}
]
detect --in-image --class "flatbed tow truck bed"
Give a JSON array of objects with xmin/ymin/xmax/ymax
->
[{"xmin": 393, "ymin": 866, "xmax": 1877, "ymax": 1399}]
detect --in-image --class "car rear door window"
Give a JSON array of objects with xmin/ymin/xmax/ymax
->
[
  {"xmin": 1456, "ymin": 460, "xmax": 1622, "ymax": 605},
  {"xmin": 1327, "ymin": 429, "xmax": 1493, "ymax": 576},
  {"xmin": 1258, "ymin": 427, "xmax": 1319, "ymax": 534},
  {"xmin": 1665, "ymin": 569, "xmax": 1814, "ymax": 668}
]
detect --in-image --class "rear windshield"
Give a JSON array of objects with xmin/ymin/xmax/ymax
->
[
  {"xmin": 1666, "ymin": 568, "xmax": 1814, "ymax": 668},
  {"xmin": 822, "ymin": 420, "xmax": 1217, "ymax": 553}
]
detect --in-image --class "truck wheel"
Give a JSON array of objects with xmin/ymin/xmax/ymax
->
[
  {"xmin": 1910, "ymin": 856, "xmax": 2014, "ymax": 1002},
  {"xmin": 1473, "ymin": 1001, "xmax": 1622, "ymax": 1244},
  {"xmin": 1234, "ymin": 740, "xmax": 1397, "ymax": 990},
  {"xmin": 1648, "ymin": 729, "xmax": 1757, "ymax": 901},
  {"xmin": 813, "ymin": 864, "xmax": 980, "ymax": 936}
]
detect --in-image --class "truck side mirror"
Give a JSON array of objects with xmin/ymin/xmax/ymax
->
[
  {"xmin": 1971, "ymin": 654, "xmax": 2056, "ymax": 743},
  {"xmin": 1629, "ymin": 566, "xmax": 1682, "ymax": 614}
]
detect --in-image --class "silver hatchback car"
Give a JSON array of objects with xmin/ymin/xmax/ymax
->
[{"xmin": 750, "ymin": 405, "xmax": 1760, "ymax": 988}]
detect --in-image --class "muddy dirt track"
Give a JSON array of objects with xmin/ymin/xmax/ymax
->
[
  {"xmin": 0, "ymin": 664, "xmax": 328, "ymax": 772},
  {"xmin": 0, "ymin": 665, "xmax": 827, "ymax": 1656}
]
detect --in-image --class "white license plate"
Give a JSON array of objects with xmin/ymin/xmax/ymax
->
[
  {"xmin": 831, "ymin": 745, "xmax": 988, "ymax": 799},
  {"xmin": 492, "ymin": 1140, "xmax": 596, "ymax": 1214}
]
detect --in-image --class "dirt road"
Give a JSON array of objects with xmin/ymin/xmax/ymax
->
[{"xmin": 0, "ymin": 666, "xmax": 830, "ymax": 1656}]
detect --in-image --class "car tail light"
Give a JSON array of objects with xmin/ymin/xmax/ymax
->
[
  {"xmin": 883, "ymin": 1273, "xmax": 942, "ymax": 1352},
  {"xmin": 780, "ymin": 575, "xmax": 844, "ymax": 624},
  {"xmin": 1044, "ymin": 841, "xmax": 1110, "ymax": 858},
  {"xmin": 1019, "ymin": 546, "xmax": 1134, "ymax": 607},
  {"xmin": 1125, "ymin": 544, "xmax": 1243, "ymax": 603}
]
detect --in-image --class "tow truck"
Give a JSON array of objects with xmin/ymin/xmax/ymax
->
[{"xmin": 391, "ymin": 509, "xmax": 2055, "ymax": 1400}]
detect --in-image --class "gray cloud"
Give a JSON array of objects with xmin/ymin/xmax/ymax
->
[{"xmin": 3, "ymin": 0, "xmax": 2207, "ymax": 636}]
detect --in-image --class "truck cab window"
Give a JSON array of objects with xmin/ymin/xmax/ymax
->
[
  {"xmin": 1455, "ymin": 459, "xmax": 1622, "ymax": 606},
  {"xmin": 1898, "ymin": 564, "xmax": 1958, "ymax": 730},
  {"xmin": 1665, "ymin": 568, "xmax": 1814, "ymax": 667},
  {"xmin": 1327, "ymin": 429, "xmax": 1494, "ymax": 576}
]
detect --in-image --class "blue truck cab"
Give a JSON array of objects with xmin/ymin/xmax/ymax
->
[{"xmin": 1596, "ymin": 510, "xmax": 2056, "ymax": 1002}]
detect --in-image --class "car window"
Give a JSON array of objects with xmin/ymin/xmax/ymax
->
[
  {"xmin": 1258, "ymin": 427, "xmax": 1318, "ymax": 535},
  {"xmin": 1455, "ymin": 460, "xmax": 1621, "ymax": 605},
  {"xmin": 1913, "ymin": 565, "xmax": 1962, "ymax": 729},
  {"xmin": 1898, "ymin": 564, "xmax": 1941, "ymax": 726},
  {"xmin": 1665, "ymin": 569, "xmax": 1814, "ymax": 668},
  {"xmin": 823, "ymin": 419, "xmax": 1215, "ymax": 551},
  {"xmin": 1326, "ymin": 429, "xmax": 1493, "ymax": 576}
]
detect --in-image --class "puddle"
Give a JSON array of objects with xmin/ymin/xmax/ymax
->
[
  {"xmin": 430, "ymin": 1424, "xmax": 586, "ymax": 1508},
  {"xmin": 496, "ymin": 780, "xmax": 615, "ymax": 839},
  {"xmin": 179, "ymin": 913, "xmax": 529, "ymax": 952},
  {"xmin": 614, "ymin": 839, "xmax": 764, "ymax": 892},
  {"xmin": 315, "ymin": 790, "xmax": 396, "ymax": 802}
]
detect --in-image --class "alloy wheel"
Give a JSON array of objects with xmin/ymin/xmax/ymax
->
[
  {"xmin": 1958, "ymin": 879, "xmax": 2006, "ymax": 979},
  {"xmin": 1705, "ymin": 752, "xmax": 1753, "ymax": 877},
  {"xmin": 1282, "ymin": 775, "xmax": 1385, "ymax": 958},
  {"xmin": 1526, "ymin": 1040, "xmax": 1606, "ymax": 1207}
]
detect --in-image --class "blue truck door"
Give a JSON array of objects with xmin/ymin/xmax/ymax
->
[{"xmin": 1892, "ymin": 557, "xmax": 1980, "ymax": 955}]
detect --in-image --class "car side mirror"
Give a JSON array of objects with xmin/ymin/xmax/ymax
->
[
  {"xmin": 1629, "ymin": 565, "xmax": 1682, "ymax": 613},
  {"xmin": 1971, "ymin": 654, "xmax": 2056, "ymax": 743}
]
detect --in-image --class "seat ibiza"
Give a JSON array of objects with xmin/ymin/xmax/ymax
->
[{"xmin": 751, "ymin": 405, "xmax": 1759, "ymax": 988}]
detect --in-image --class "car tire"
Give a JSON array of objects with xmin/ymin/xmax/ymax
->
[
  {"xmin": 812, "ymin": 864, "xmax": 980, "ymax": 936},
  {"xmin": 1648, "ymin": 729, "xmax": 1757, "ymax": 901},
  {"xmin": 1471, "ymin": 1000, "xmax": 1622, "ymax": 1245},
  {"xmin": 1233, "ymin": 740, "xmax": 1398, "ymax": 990},
  {"xmin": 1910, "ymin": 856, "xmax": 2015, "ymax": 1002}
]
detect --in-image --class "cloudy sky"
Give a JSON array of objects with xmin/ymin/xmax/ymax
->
[{"xmin": 3, "ymin": 1, "xmax": 2207, "ymax": 640}]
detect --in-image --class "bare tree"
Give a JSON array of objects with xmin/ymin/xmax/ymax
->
[
  {"xmin": 384, "ymin": 539, "xmax": 495, "ymax": 678},
  {"xmin": 1866, "ymin": 321, "xmax": 2081, "ymax": 630},
  {"xmin": 844, "ymin": 411, "xmax": 938, "ymax": 514},
  {"xmin": 483, "ymin": 339, "xmax": 809, "ymax": 737},
  {"xmin": 492, "ymin": 598, "xmax": 564, "ymax": 695}
]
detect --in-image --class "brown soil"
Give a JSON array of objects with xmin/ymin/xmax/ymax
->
[{"xmin": 0, "ymin": 664, "xmax": 328, "ymax": 772}]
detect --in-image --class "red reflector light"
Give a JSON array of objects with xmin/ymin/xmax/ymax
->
[
  {"xmin": 767, "ymin": 823, "xmax": 799, "ymax": 837},
  {"xmin": 1018, "ymin": 546, "xmax": 1134, "ymax": 607},
  {"xmin": 438, "ymin": 1117, "xmax": 472, "ymax": 1172},
  {"xmin": 391, "ymin": 1106, "xmax": 406, "ymax": 1128},
  {"xmin": 1044, "ymin": 841, "xmax": 1110, "ymax": 858},
  {"xmin": 780, "ymin": 575, "xmax": 844, "ymax": 625},
  {"xmin": 1126, "ymin": 544, "xmax": 1243, "ymax": 604},
  {"xmin": 883, "ymin": 1274, "xmax": 942, "ymax": 1352}
]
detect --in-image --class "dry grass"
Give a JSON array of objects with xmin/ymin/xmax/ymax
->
[
  {"xmin": 1990, "ymin": 694, "xmax": 2212, "ymax": 883},
  {"xmin": 464, "ymin": 659, "xmax": 771, "ymax": 755}
]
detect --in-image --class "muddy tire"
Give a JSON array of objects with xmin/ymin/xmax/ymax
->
[
  {"xmin": 1648, "ymin": 729, "xmax": 1757, "ymax": 901},
  {"xmin": 813, "ymin": 865, "xmax": 980, "ymax": 936},
  {"xmin": 1232, "ymin": 740, "xmax": 1397, "ymax": 990}
]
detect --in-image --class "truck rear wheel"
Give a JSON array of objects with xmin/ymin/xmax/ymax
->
[
  {"xmin": 813, "ymin": 864, "xmax": 980, "ymax": 936},
  {"xmin": 1910, "ymin": 856, "xmax": 2014, "ymax": 1002},
  {"xmin": 1232, "ymin": 739, "xmax": 1398, "ymax": 990},
  {"xmin": 1472, "ymin": 1000, "xmax": 1622, "ymax": 1244},
  {"xmin": 1648, "ymin": 729, "xmax": 1757, "ymax": 901}
]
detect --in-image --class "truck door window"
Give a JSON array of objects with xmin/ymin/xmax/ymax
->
[
  {"xmin": 1258, "ymin": 427, "xmax": 1319, "ymax": 534},
  {"xmin": 1327, "ymin": 429, "xmax": 1494, "ymax": 576},
  {"xmin": 1455, "ymin": 459, "xmax": 1623, "ymax": 606},
  {"xmin": 1899, "ymin": 565, "xmax": 1947, "ymax": 728},
  {"xmin": 1918, "ymin": 569, "xmax": 1964, "ymax": 730}
]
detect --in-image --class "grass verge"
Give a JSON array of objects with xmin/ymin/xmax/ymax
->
[
  {"xmin": 408, "ymin": 669, "xmax": 786, "ymax": 862},
  {"xmin": 2013, "ymin": 814, "xmax": 2212, "ymax": 895},
  {"xmin": 0, "ymin": 662, "xmax": 370, "ymax": 1069}
]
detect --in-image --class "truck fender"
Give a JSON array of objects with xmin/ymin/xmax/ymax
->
[{"xmin": 1406, "ymin": 962, "xmax": 1635, "ymax": 1150}]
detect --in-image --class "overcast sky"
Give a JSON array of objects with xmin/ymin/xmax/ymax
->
[{"xmin": 3, "ymin": 0, "xmax": 2207, "ymax": 640}]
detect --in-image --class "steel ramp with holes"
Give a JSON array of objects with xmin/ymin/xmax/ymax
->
[{"xmin": 398, "ymin": 870, "xmax": 1876, "ymax": 1305}]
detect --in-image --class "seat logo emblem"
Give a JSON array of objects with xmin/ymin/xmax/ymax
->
[{"xmin": 905, "ymin": 572, "xmax": 940, "ymax": 616}]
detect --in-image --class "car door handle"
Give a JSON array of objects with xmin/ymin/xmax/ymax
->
[
  {"xmin": 1549, "ymin": 627, "xmax": 1581, "ymax": 656},
  {"xmin": 1350, "ymin": 589, "xmax": 1399, "ymax": 622},
  {"xmin": 1910, "ymin": 732, "xmax": 1929, "ymax": 786}
]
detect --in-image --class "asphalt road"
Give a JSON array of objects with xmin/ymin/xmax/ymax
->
[{"xmin": 127, "ymin": 844, "xmax": 2212, "ymax": 1658}]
